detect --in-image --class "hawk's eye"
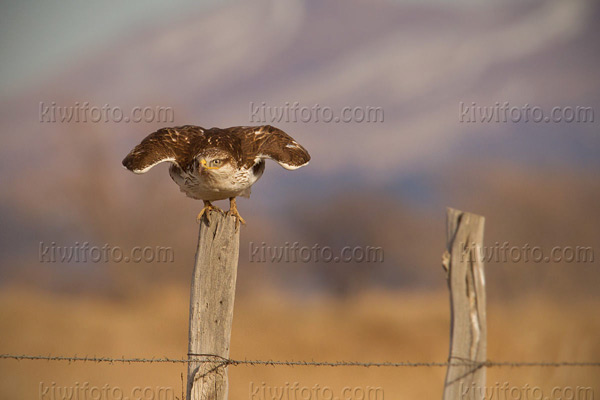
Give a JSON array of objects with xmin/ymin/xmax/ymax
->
[{"xmin": 210, "ymin": 159, "xmax": 222, "ymax": 167}]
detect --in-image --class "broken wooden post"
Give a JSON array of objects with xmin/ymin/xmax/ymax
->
[
  {"xmin": 442, "ymin": 208, "xmax": 487, "ymax": 400},
  {"xmin": 187, "ymin": 211, "xmax": 240, "ymax": 400}
]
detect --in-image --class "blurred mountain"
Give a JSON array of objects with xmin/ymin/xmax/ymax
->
[{"xmin": 0, "ymin": 0, "xmax": 598, "ymax": 298}]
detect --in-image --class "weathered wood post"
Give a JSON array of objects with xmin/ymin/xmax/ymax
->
[
  {"xmin": 442, "ymin": 208, "xmax": 487, "ymax": 400},
  {"xmin": 187, "ymin": 211, "xmax": 240, "ymax": 400}
]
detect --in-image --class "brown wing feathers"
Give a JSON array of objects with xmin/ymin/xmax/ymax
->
[
  {"xmin": 122, "ymin": 126, "xmax": 201, "ymax": 173},
  {"xmin": 123, "ymin": 125, "xmax": 310, "ymax": 173},
  {"xmin": 237, "ymin": 125, "xmax": 311, "ymax": 170}
]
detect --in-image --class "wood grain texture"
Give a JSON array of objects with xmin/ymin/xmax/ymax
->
[
  {"xmin": 187, "ymin": 211, "xmax": 240, "ymax": 400},
  {"xmin": 442, "ymin": 208, "xmax": 487, "ymax": 400}
]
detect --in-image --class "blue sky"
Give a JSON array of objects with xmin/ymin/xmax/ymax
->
[{"xmin": 0, "ymin": 0, "xmax": 222, "ymax": 97}]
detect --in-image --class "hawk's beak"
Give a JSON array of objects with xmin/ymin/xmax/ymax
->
[{"xmin": 200, "ymin": 159, "xmax": 218, "ymax": 170}]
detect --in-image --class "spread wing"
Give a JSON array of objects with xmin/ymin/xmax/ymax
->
[
  {"xmin": 232, "ymin": 125, "xmax": 311, "ymax": 170},
  {"xmin": 122, "ymin": 125, "xmax": 204, "ymax": 173}
]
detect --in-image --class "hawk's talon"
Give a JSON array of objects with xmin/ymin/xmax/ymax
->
[
  {"xmin": 228, "ymin": 197, "xmax": 246, "ymax": 230},
  {"xmin": 196, "ymin": 201, "xmax": 223, "ymax": 224}
]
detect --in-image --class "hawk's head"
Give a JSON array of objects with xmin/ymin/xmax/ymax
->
[{"xmin": 197, "ymin": 149, "xmax": 238, "ymax": 177}]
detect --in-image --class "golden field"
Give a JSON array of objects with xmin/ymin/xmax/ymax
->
[{"xmin": 1, "ymin": 285, "xmax": 598, "ymax": 399}]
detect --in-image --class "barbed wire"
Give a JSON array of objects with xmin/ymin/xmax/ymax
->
[{"xmin": 1, "ymin": 354, "xmax": 599, "ymax": 368}]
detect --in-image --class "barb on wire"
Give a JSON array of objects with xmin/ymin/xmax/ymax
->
[{"xmin": 1, "ymin": 354, "xmax": 599, "ymax": 368}]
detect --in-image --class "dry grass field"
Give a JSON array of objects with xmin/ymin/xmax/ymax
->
[{"xmin": 1, "ymin": 285, "xmax": 598, "ymax": 399}]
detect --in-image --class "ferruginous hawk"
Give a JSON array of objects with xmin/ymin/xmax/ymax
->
[{"xmin": 122, "ymin": 125, "xmax": 310, "ymax": 226}]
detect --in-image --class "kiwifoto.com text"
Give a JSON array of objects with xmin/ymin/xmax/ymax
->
[
  {"xmin": 250, "ymin": 102, "xmax": 384, "ymax": 123},
  {"xmin": 39, "ymin": 102, "xmax": 174, "ymax": 123},
  {"xmin": 249, "ymin": 242, "xmax": 384, "ymax": 264},
  {"xmin": 461, "ymin": 242, "xmax": 593, "ymax": 264},
  {"xmin": 459, "ymin": 102, "xmax": 594, "ymax": 123}
]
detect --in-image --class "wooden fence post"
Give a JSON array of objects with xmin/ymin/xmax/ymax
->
[
  {"xmin": 187, "ymin": 211, "xmax": 240, "ymax": 400},
  {"xmin": 442, "ymin": 208, "xmax": 487, "ymax": 400}
]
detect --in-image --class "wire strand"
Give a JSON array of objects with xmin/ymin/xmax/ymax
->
[{"xmin": 1, "ymin": 354, "xmax": 599, "ymax": 368}]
